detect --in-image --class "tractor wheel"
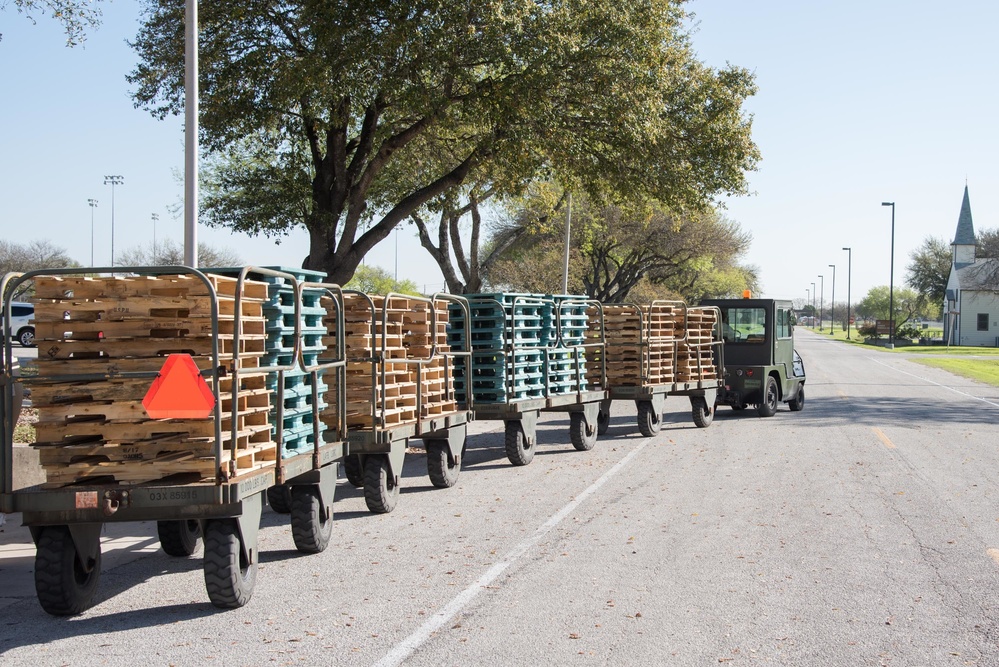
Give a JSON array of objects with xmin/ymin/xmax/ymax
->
[
  {"xmin": 290, "ymin": 485, "xmax": 332, "ymax": 554},
  {"xmin": 691, "ymin": 397, "xmax": 714, "ymax": 428},
  {"xmin": 363, "ymin": 454, "xmax": 399, "ymax": 514},
  {"xmin": 427, "ymin": 440, "xmax": 460, "ymax": 488},
  {"xmin": 34, "ymin": 525, "xmax": 101, "ymax": 616},
  {"xmin": 637, "ymin": 400, "xmax": 661, "ymax": 437},
  {"xmin": 504, "ymin": 421, "xmax": 534, "ymax": 466},
  {"xmin": 266, "ymin": 485, "xmax": 292, "ymax": 514},
  {"xmin": 203, "ymin": 519, "xmax": 256, "ymax": 609},
  {"xmin": 757, "ymin": 376, "xmax": 779, "ymax": 418},
  {"xmin": 343, "ymin": 454, "xmax": 364, "ymax": 487},
  {"xmin": 569, "ymin": 412, "xmax": 597, "ymax": 451},
  {"xmin": 157, "ymin": 520, "xmax": 202, "ymax": 557},
  {"xmin": 597, "ymin": 408, "xmax": 610, "ymax": 436},
  {"xmin": 789, "ymin": 385, "xmax": 805, "ymax": 412}
]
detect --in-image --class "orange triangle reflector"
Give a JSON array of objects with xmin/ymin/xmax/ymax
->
[{"xmin": 142, "ymin": 354, "xmax": 217, "ymax": 419}]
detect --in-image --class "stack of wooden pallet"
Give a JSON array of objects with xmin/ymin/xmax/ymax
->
[
  {"xmin": 321, "ymin": 294, "xmax": 456, "ymax": 430},
  {"xmin": 27, "ymin": 273, "xmax": 275, "ymax": 487},
  {"xmin": 586, "ymin": 303, "xmax": 679, "ymax": 387},
  {"xmin": 675, "ymin": 307, "xmax": 719, "ymax": 382}
]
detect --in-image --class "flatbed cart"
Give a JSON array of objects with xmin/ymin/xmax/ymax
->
[
  {"xmin": 595, "ymin": 302, "xmax": 725, "ymax": 436},
  {"xmin": 336, "ymin": 292, "xmax": 472, "ymax": 514},
  {"xmin": 459, "ymin": 295, "xmax": 607, "ymax": 466},
  {"xmin": 0, "ymin": 266, "xmax": 345, "ymax": 615}
]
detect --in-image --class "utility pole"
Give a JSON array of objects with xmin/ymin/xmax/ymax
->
[
  {"xmin": 87, "ymin": 198, "xmax": 98, "ymax": 266},
  {"xmin": 103, "ymin": 175, "xmax": 123, "ymax": 267}
]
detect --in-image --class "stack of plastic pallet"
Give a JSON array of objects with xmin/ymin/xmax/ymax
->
[
  {"xmin": 547, "ymin": 296, "xmax": 589, "ymax": 395},
  {"xmin": 214, "ymin": 267, "xmax": 330, "ymax": 460},
  {"xmin": 676, "ymin": 306, "xmax": 719, "ymax": 382},
  {"xmin": 321, "ymin": 293, "xmax": 423, "ymax": 429},
  {"xmin": 27, "ymin": 273, "xmax": 274, "ymax": 487},
  {"xmin": 585, "ymin": 303, "xmax": 678, "ymax": 387}
]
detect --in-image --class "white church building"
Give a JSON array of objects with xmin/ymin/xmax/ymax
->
[{"xmin": 943, "ymin": 186, "xmax": 999, "ymax": 346}]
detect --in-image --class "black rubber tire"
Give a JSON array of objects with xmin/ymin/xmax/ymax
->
[
  {"xmin": 427, "ymin": 440, "xmax": 460, "ymax": 488},
  {"xmin": 157, "ymin": 520, "xmax": 202, "ymax": 557},
  {"xmin": 34, "ymin": 525, "xmax": 101, "ymax": 616},
  {"xmin": 637, "ymin": 400, "xmax": 661, "ymax": 437},
  {"xmin": 597, "ymin": 408, "xmax": 610, "ymax": 436},
  {"xmin": 504, "ymin": 421, "xmax": 534, "ymax": 466},
  {"xmin": 789, "ymin": 385, "xmax": 805, "ymax": 412},
  {"xmin": 691, "ymin": 397, "xmax": 713, "ymax": 428},
  {"xmin": 266, "ymin": 485, "xmax": 292, "ymax": 514},
  {"xmin": 290, "ymin": 486, "xmax": 332, "ymax": 554},
  {"xmin": 18, "ymin": 327, "xmax": 35, "ymax": 348},
  {"xmin": 343, "ymin": 455, "xmax": 364, "ymax": 487},
  {"xmin": 363, "ymin": 454, "xmax": 399, "ymax": 513},
  {"xmin": 758, "ymin": 375, "xmax": 779, "ymax": 418},
  {"xmin": 569, "ymin": 413, "xmax": 598, "ymax": 451},
  {"xmin": 203, "ymin": 518, "xmax": 257, "ymax": 609}
]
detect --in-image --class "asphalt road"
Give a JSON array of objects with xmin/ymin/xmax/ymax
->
[{"xmin": 2, "ymin": 330, "xmax": 999, "ymax": 666}]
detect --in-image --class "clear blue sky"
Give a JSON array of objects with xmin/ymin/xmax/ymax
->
[{"xmin": 2, "ymin": 1, "xmax": 997, "ymax": 304}]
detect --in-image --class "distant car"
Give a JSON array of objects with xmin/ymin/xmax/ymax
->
[{"xmin": 4, "ymin": 302, "xmax": 35, "ymax": 347}]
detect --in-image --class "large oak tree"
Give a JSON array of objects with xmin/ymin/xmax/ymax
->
[{"xmin": 129, "ymin": 0, "xmax": 758, "ymax": 285}]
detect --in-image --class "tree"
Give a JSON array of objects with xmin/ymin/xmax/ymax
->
[
  {"xmin": 486, "ymin": 191, "xmax": 757, "ymax": 302},
  {"xmin": 905, "ymin": 236, "xmax": 950, "ymax": 317},
  {"xmin": 978, "ymin": 227, "xmax": 999, "ymax": 259},
  {"xmin": 344, "ymin": 265, "xmax": 420, "ymax": 297},
  {"xmin": 4, "ymin": 0, "xmax": 103, "ymax": 45},
  {"xmin": 116, "ymin": 240, "xmax": 242, "ymax": 268},
  {"xmin": 855, "ymin": 286, "xmax": 930, "ymax": 337},
  {"xmin": 0, "ymin": 240, "xmax": 79, "ymax": 299},
  {"xmin": 129, "ymin": 0, "xmax": 758, "ymax": 286}
]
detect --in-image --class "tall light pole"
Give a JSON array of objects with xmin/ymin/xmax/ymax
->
[
  {"xmin": 394, "ymin": 227, "xmax": 399, "ymax": 283},
  {"xmin": 806, "ymin": 288, "xmax": 810, "ymax": 322},
  {"xmin": 818, "ymin": 274, "xmax": 824, "ymax": 332},
  {"xmin": 87, "ymin": 198, "xmax": 98, "ymax": 266},
  {"xmin": 811, "ymin": 282, "xmax": 816, "ymax": 328},
  {"xmin": 881, "ymin": 201, "xmax": 896, "ymax": 349},
  {"xmin": 103, "ymin": 175, "xmax": 123, "ymax": 267},
  {"xmin": 828, "ymin": 264, "xmax": 836, "ymax": 335},
  {"xmin": 842, "ymin": 247, "xmax": 852, "ymax": 339},
  {"xmin": 184, "ymin": 0, "xmax": 199, "ymax": 266},
  {"xmin": 151, "ymin": 213, "xmax": 160, "ymax": 263}
]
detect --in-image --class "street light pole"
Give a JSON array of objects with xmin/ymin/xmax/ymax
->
[
  {"xmin": 87, "ymin": 198, "xmax": 98, "ymax": 266},
  {"xmin": 806, "ymin": 288, "xmax": 810, "ymax": 322},
  {"xmin": 811, "ymin": 282, "xmax": 816, "ymax": 328},
  {"xmin": 882, "ymin": 201, "xmax": 896, "ymax": 349},
  {"xmin": 842, "ymin": 247, "xmax": 852, "ymax": 339},
  {"xmin": 828, "ymin": 264, "xmax": 836, "ymax": 335},
  {"xmin": 103, "ymin": 175, "xmax": 123, "ymax": 267},
  {"xmin": 152, "ymin": 213, "xmax": 160, "ymax": 263},
  {"xmin": 818, "ymin": 275, "xmax": 824, "ymax": 331}
]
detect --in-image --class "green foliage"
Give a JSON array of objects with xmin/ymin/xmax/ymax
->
[
  {"xmin": 129, "ymin": 0, "xmax": 758, "ymax": 287},
  {"xmin": 977, "ymin": 227, "xmax": 999, "ymax": 259},
  {"xmin": 345, "ymin": 265, "xmax": 421, "ymax": 297},
  {"xmin": 115, "ymin": 240, "xmax": 242, "ymax": 268},
  {"xmin": 4, "ymin": 0, "xmax": 103, "ymax": 46},
  {"xmin": 856, "ymin": 285, "xmax": 931, "ymax": 337},
  {"xmin": 0, "ymin": 240, "xmax": 79, "ymax": 299},
  {"xmin": 905, "ymin": 236, "xmax": 949, "ymax": 315}
]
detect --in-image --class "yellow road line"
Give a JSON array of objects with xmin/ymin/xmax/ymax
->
[{"xmin": 872, "ymin": 427, "xmax": 896, "ymax": 449}]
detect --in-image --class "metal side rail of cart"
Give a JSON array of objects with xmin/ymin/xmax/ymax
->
[
  {"xmin": 0, "ymin": 266, "xmax": 344, "ymax": 615},
  {"xmin": 340, "ymin": 292, "xmax": 472, "ymax": 514},
  {"xmin": 598, "ymin": 302, "xmax": 725, "ymax": 436},
  {"xmin": 469, "ymin": 297, "xmax": 607, "ymax": 467}
]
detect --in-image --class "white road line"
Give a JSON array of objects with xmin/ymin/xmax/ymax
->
[
  {"xmin": 372, "ymin": 438, "xmax": 652, "ymax": 667},
  {"xmin": 867, "ymin": 356, "xmax": 999, "ymax": 409}
]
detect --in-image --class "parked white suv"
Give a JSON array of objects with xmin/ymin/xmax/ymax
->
[{"xmin": 5, "ymin": 302, "xmax": 35, "ymax": 347}]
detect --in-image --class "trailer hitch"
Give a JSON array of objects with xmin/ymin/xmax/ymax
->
[{"xmin": 102, "ymin": 489, "xmax": 131, "ymax": 516}]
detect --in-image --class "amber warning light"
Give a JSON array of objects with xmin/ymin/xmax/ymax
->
[{"xmin": 142, "ymin": 354, "xmax": 217, "ymax": 419}]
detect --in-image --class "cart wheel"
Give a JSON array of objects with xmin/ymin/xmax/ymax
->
[
  {"xmin": 157, "ymin": 520, "xmax": 202, "ymax": 557},
  {"xmin": 569, "ymin": 412, "xmax": 598, "ymax": 451},
  {"xmin": 343, "ymin": 454, "xmax": 364, "ymax": 487},
  {"xmin": 505, "ymin": 421, "xmax": 534, "ymax": 466},
  {"xmin": 290, "ymin": 486, "xmax": 332, "ymax": 554},
  {"xmin": 34, "ymin": 525, "xmax": 101, "ymax": 616},
  {"xmin": 757, "ymin": 376, "xmax": 779, "ymax": 418},
  {"xmin": 427, "ymin": 439, "xmax": 460, "ymax": 488},
  {"xmin": 789, "ymin": 386, "xmax": 805, "ymax": 412},
  {"xmin": 266, "ymin": 485, "xmax": 292, "ymax": 514},
  {"xmin": 637, "ymin": 400, "xmax": 661, "ymax": 437},
  {"xmin": 597, "ymin": 408, "xmax": 610, "ymax": 436},
  {"xmin": 690, "ymin": 397, "xmax": 713, "ymax": 428},
  {"xmin": 364, "ymin": 454, "xmax": 399, "ymax": 514},
  {"xmin": 203, "ymin": 518, "xmax": 257, "ymax": 609}
]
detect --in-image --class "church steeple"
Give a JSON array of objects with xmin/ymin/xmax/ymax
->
[{"xmin": 952, "ymin": 185, "xmax": 976, "ymax": 268}]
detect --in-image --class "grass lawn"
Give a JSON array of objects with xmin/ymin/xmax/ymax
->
[{"xmin": 909, "ymin": 357, "xmax": 999, "ymax": 386}]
